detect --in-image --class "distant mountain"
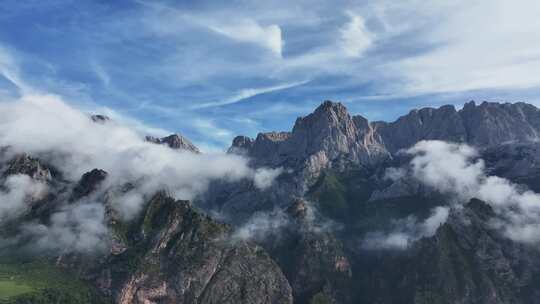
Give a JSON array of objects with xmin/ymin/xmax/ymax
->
[
  {"xmin": 146, "ymin": 133, "xmax": 201, "ymax": 154},
  {"xmin": 232, "ymin": 100, "xmax": 540, "ymax": 171},
  {"xmin": 3, "ymin": 100, "xmax": 540, "ymax": 303}
]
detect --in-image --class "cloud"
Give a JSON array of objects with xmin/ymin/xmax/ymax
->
[
  {"xmin": 0, "ymin": 174, "xmax": 47, "ymax": 221},
  {"xmin": 404, "ymin": 140, "xmax": 540, "ymax": 245},
  {"xmin": 21, "ymin": 203, "xmax": 109, "ymax": 254},
  {"xmin": 339, "ymin": 12, "xmax": 374, "ymax": 58},
  {"xmin": 253, "ymin": 167, "xmax": 283, "ymax": 189},
  {"xmin": 192, "ymin": 118, "xmax": 234, "ymax": 144},
  {"xmin": 363, "ymin": 206, "xmax": 449, "ymax": 250},
  {"xmin": 192, "ymin": 80, "xmax": 309, "ymax": 109},
  {"xmin": 0, "ymin": 46, "xmax": 30, "ymax": 94},
  {"xmin": 383, "ymin": 0, "xmax": 540, "ymax": 93},
  {"xmin": 0, "ymin": 93, "xmax": 283, "ymax": 253},
  {"xmin": 208, "ymin": 19, "xmax": 283, "ymax": 57},
  {"xmin": 231, "ymin": 208, "xmax": 290, "ymax": 242},
  {"xmin": 231, "ymin": 198, "xmax": 337, "ymax": 242}
]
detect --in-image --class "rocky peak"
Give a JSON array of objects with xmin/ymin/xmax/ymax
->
[
  {"xmin": 376, "ymin": 104, "xmax": 466, "ymax": 153},
  {"xmin": 146, "ymin": 133, "xmax": 200, "ymax": 154},
  {"xmin": 91, "ymin": 114, "xmax": 110, "ymax": 124},
  {"xmin": 462, "ymin": 198, "xmax": 496, "ymax": 222},
  {"xmin": 106, "ymin": 192, "xmax": 293, "ymax": 304},
  {"xmin": 228, "ymin": 100, "xmax": 389, "ymax": 180},
  {"xmin": 3, "ymin": 154, "xmax": 52, "ymax": 181},
  {"xmin": 291, "ymin": 101, "xmax": 356, "ymax": 142},
  {"xmin": 459, "ymin": 100, "xmax": 540, "ymax": 146},
  {"xmin": 286, "ymin": 198, "xmax": 308, "ymax": 219},
  {"xmin": 228, "ymin": 135, "xmax": 255, "ymax": 154},
  {"xmin": 71, "ymin": 168, "xmax": 108, "ymax": 201}
]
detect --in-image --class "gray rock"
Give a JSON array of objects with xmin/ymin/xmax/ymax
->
[
  {"xmin": 91, "ymin": 114, "xmax": 111, "ymax": 123},
  {"xmin": 103, "ymin": 192, "xmax": 292, "ymax": 304},
  {"xmin": 3, "ymin": 153, "xmax": 52, "ymax": 181},
  {"xmin": 146, "ymin": 134, "xmax": 201, "ymax": 154},
  {"xmin": 71, "ymin": 168, "xmax": 108, "ymax": 201}
]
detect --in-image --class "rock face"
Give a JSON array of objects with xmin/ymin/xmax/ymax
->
[
  {"xmin": 91, "ymin": 114, "xmax": 110, "ymax": 123},
  {"xmin": 146, "ymin": 134, "xmax": 201, "ymax": 154},
  {"xmin": 460, "ymin": 101, "xmax": 540, "ymax": 146},
  {"xmin": 230, "ymin": 101, "xmax": 389, "ymax": 180},
  {"xmin": 5, "ymin": 100, "xmax": 540, "ymax": 304},
  {"xmin": 397, "ymin": 199, "xmax": 540, "ymax": 304},
  {"xmin": 231, "ymin": 100, "xmax": 540, "ymax": 173},
  {"xmin": 3, "ymin": 153, "xmax": 52, "ymax": 181},
  {"xmin": 71, "ymin": 168, "xmax": 108, "ymax": 200},
  {"xmin": 374, "ymin": 104, "xmax": 467, "ymax": 153},
  {"xmin": 100, "ymin": 192, "xmax": 292, "ymax": 304},
  {"xmin": 263, "ymin": 199, "xmax": 353, "ymax": 304}
]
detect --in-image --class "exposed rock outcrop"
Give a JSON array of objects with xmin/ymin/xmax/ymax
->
[
  {"xmin": 71, "ymin": 168, "xmax": 108, "ymax": 201},
  {"xmin": 3, "ymin": 153, "xmax": 52, "ymax": 181},
  {"xmin": 146, "ymin": 134, "xmax": 201, "ymax": 154},
  {"xmin": 101, "ymin": 192, "xmax": 292, "ymax": 304},
  {"xmin": 91, "ymin": 114, "xmax": 110, "ymax": 123}
]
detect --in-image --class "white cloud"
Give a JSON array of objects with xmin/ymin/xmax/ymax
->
[
  {"xmin": 339, "ymin": 12, "xmax": 374, "ymax": 58},
  {"xmin": 0, "ymin": 94, "xmax": 282, "ymax": 219},
  {"xmin": 253, "ymin": 167, "xmax": 283, "ymax": 189},
  {"xmin": 383, "ymin": 0, "xmax": 540, "ymax": 93},
  {"xmin": 363, "ymin": 206, "xmax": 448, "ymax": 250},
  {"xmin": 192, "ymin": 80, "xmax": 309, "ymax": 109},
  {"xmin": 0, "ymin": 174, "xmax": 47, "ymax": 221},
  {"xmin": 0, "ymin": 46, "xmax": 31, "ymax": 94},
  {"xmin": 231, "ymin": 208, "xmax": 290, "ymax": 242},
  {"xmin": 22, "ymin": 203, "xmax": 109, "ymax": 254},
  {"xmin": 0, "ymin": 93, "xmax": 284, "ymax": 254},
  {"xmin": 404, "ymin": 140, "xmax": 540, "ymax": 246},
  {"xmin": 192, "ymin": 118, "xmax": 234, "ymax": 144},
  {"xmin": 209, "ymin": 19, "xmax": 283, "ymax": 57}
]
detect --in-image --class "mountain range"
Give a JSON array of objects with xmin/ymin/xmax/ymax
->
[{"xmin": 2, "ymin": 99, "xmax": 540, "ymax": 304}]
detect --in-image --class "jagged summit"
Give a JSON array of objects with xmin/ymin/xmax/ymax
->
[
  {"xmin": 3, "ymin": 153, "xmax": 52, "ymax": 181},
  {"xmin": 231, "ymin": 100, "xmax": 540, "ymax": 171},
  {"xmin": 229, "ymin": 100, "xmax": 388, "ymax": 179},
  {"xmin": 146, "ymin": 133, "xmax": 201, "ymax": 153},
  {"xmin": 90, "ymin": 114, "xmax": 110, "ymax": 123}
]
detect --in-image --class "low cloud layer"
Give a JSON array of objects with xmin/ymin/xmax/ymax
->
[
  {"xmin": 0, "ymin": 93, "xmax": 281, "ymax": 254},
  {"xmin": 368, "ymin": 141, "xmax": 540, "ymax": 247},
  {"xmin": 363, "ymin": 206, "xmax": 449, "ymax": 250},
  {"xmin": 0, "ymin": 174, "xmax": 47, "ymax": 221},
  {"xmin": 380, "ymin": 140, "xmax": 540, "ymax": 247}
]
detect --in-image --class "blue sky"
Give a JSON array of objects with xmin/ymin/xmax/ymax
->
[{"xmin": 1, "ymin": 0, "xmax": 540, "ymax": 151}]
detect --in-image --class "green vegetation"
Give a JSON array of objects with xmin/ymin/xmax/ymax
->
[
  {"xmin": 308, "ymin": 169, "xmax": 374, "ymax": 221},
  {"xmin": 0, "ymin": 261, "xmax": 110, "ymax": 304},
  {"xmin": 0, "ymin": 281, "xmax": 34, "ymax": 300},
  {"xmin": 308, "ymin": 169, "xmax": 442, "ymax": 234},
  {"xmin": 310, "ymin": 292, "xmax": 332, "ymax": 304}
]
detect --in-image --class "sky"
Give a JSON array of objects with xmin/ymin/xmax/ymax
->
[{"xmin": 1, "ymin": 0, "xmax": 540, "ymax": 151}]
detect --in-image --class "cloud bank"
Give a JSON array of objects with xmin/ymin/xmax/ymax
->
[
  {"xmin": 0, "ymin": 93, "xmax": 281, "ymax": 253},
  {"xmin": 407, "ymin": 140, "xmax": 540, "ymax": 245},
  {"xmin": 366, "ymin": 139, "xmax": 540, "ymax": 249}
]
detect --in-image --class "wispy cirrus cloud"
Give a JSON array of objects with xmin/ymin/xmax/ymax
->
[
  {"xmin": 192, "ymin": 80, "xmax": 309, "ymax": 109},
  {"xmin": 2, "ymin": 0, "xmax": 540, "ymax": 150},
  {"xmin": 208, "ymin": 19, "xmax": 283, "ymax": 57}
]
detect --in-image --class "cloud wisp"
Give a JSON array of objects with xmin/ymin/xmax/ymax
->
[
  {"xmin": 363, "ymin": 206, "xmax": 449, "ymax": 250},
  {"xmin": 192, "ymin": 80, "xmax": 309, "ymax": 109}
]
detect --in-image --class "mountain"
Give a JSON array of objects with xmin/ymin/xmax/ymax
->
[
  {"xmin": 146, "ymin": 134, "xmax": 201, "ymax": 154},
  {"xmin": 232, "ymin": 100, "xmax": 540, "ymax": 168},
  {"xmin": 0, "ymin": 161, "xmax": 291, "ymax": 303},
  {"xmin": 3, "ymin": 100, "xmax": 540, "ymax": 304}
]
